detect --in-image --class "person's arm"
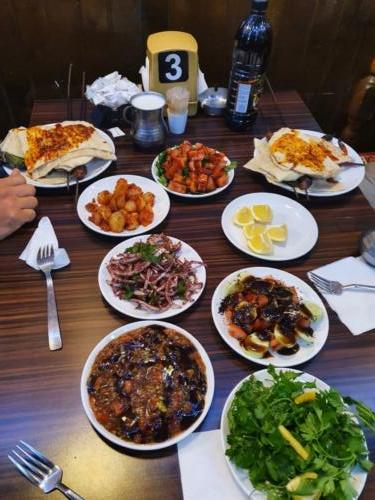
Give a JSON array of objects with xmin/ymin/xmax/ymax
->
[{"xmin": 0, "ymin": 169, "xmax": 38, "ymax": 240}]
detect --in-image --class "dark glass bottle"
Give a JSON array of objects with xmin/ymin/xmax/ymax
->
[{"xmin": 224, "ymin": 0, "xmax": 272, "ymax": 131}]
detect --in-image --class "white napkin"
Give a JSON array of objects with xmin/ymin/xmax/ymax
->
[
  {"xmin": 177, "ymin": 430, "xmax": 246, "ymax": 500},
  {"xmin": 139, "ymin": 57, "xmax": 208, "ymax": 95},
  {"xmin": 308, "ymin": 257, "xmax": 375, "ymax": 335},
  {"xmin": 85, "ymin": 71, "xmax": 140, "ymax": 110},
  {"xmin": 20, "ymin": 217, "xmax": 70, "ymax": 271}
]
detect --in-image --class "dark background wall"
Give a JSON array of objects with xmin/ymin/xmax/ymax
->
[{"xmin": 0, "ymin": 0, "xmax": 374, "ymax": 138}]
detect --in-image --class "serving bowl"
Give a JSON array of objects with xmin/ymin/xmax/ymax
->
[{"xmin": 81, "ymin": 320, "xmax": 215, "ymax": 451}]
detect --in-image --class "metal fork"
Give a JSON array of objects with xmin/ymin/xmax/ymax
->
[
  {"xmin": 309, "ymin": 272, "xmax": 375, "ymax": 295},
  {"xmin": 8, "ymin": 441, "xmax": 83, "ymax": 499},
  {"xmin": 37, "ymin": 245, "xmax": 62, "ymax": 350}
]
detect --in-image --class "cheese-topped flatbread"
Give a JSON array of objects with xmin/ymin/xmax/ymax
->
[{"xmin": 0, "ymin": 121, "xmax": 116, "ymax": 180}]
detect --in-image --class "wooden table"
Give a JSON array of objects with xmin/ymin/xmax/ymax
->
[{"xmin": 0, "ymin": 91, "xmax": 374, "ymax": 499}]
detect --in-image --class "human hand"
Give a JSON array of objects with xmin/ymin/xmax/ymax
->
[{"xmin": 0, "ymin": 169, "xmax": 38, "ymax": 240}]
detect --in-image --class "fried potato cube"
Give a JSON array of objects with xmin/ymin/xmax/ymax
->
[
  {"xmin": 126, "ymin": 212, "xmax": 140, "ymax": 230},
  {"xmin": 109, "ymin": 196, "xmax": 118, "ymax": 212},
  {"xmin": 97, "ymin": 190, "xmax": 112, "ymax": 205},
  {"xmin": 109, "ymin": 211, "xmax": 126, "ymax": 233},
  {"xmin": 143, "ymin": 192, "xmax": 155, "ymax": 206},
  {"xmin": 114, "ymin": 194, "xmax": 126, "ymax": 209},
  {"xmin": 89, "ymin": 211, "xmax": 102, "ymax": 226},
  {"xmin": 134, "ymin": 195, "xmax": 146, "ymax": 212},
  {"xmin": 85, "ymin": 202, "xmax": 97, "ymax": 213},
  {"xmin": 124, "ymin": 199, "xmax": 137, "ymax": 212},
  {"xmin": 114, "ymin": 178, "xmax": 128, "ymax": 196},
  {"xmin": 139, "ymin": 207, "xmax": 154, "ymax": 226},
  {"xmin": 97, "ymin": 205, "xmax": 112, "ymax": 222},
  {"xmin": 127, "ymin": 184, "xmax": 143, "ymax": 200}
]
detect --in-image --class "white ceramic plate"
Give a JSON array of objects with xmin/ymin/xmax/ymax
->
[
  {"xmin": 258, "ymin": 130, "xmax": 365, "ymax": 197},
  {"xmin": 211, "ymin": 267, "xmax": 329, "ymax": 367},
  {"xmin": 81, "ymin": 320, "xmax": 215, "ymax": 451},
  {"xmin": 98, "ymin": 234, "xmax": 206, "ymax": 319},
  {"xmin": 221, "ymin": 192, "xmax": 318, "ymax": 261},
  {"xmin": 77, "ymin": 174, "xmax": 170, "ymax": 237},
  {"xmin": 151, "ymin": 148, "xmax": 235, "ymax": 198},
  {"xmin": 3, "ymin": 129, "xmax": 115, "ymax": 188},
  {"xmin": 221, "ymin": 368, "xmax": 367, "ymax": 498}
]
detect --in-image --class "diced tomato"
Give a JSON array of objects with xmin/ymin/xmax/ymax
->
[{"xmin": 228, "ymin": 323, "xmax": 247, "ymax": 340}]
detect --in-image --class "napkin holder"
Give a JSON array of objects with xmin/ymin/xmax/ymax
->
[{"xmin": 146, "ymin": 31, "xmax": 199, "ymax": 116}]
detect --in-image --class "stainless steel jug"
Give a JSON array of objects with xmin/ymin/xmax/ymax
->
[{"xmin": 123, "ymin": 92, "xmax": 168, "ymax": 150}]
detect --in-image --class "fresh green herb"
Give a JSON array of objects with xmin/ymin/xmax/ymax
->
[
  {"xmin": 125, "ymin": 243, "xmax": 161, "ymax": 264},
  {"xmin": 122, "ymin": 285, "xmax": 134, "ymax": 300},
  {"xmin": 343, "ymin": 396, "xmax": 375, "ymax": 434},
  {"xmin": 224, "ymin": 160, "xmax": 238, "ymax": 172},
  {"xmin": 159, "ymin": 175, "xmax": 168, "ymax": 186},
  {"xmin": 4, "ymin": 152, "xmax": 25, "ymax": 169},
  {"xmin": 155, "ymin": 150, "xmax": 167, "ymax": 180},
  {"xmin": 182, "ymin": 166, "xmax": 189, "ymax": 177},
  {"xmin": 176, "ymin": 279, "xmax": 186, "ymax": 298},
  {"xmin": 226, "ymin": 366, "xmax": 373, "ymax": 499}
]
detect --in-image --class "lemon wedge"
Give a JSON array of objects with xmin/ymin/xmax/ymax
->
[
  {"xmin": 233, "ymin": 207, "xmax": 253, "ymax": 226},
  {"xmin": 250, "ymin": 204, "xmax": 273, "ymax": 223},
  {"xmin": 247, "ymin": 233, "xmax": 273, "ymax": 254},
  {"xmin": 243, "ymin": 223, "xmax": 266, "ymax": 239},
  {"xmin": 267, "ymin": 224, "xmax": 288, "ymax": 242}
]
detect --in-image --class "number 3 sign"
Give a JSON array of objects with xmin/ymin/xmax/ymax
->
[
  {"xmin": 158, "ymin": 51, "xmax": 188, "ymax": 83},
  {"xmin": 147, "ymin": 31, "xmax": 199, "ymax": 115}
]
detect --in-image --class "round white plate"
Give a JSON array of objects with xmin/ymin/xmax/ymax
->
[
  {"xmin": 151, "ymin": 149, "xmax": 235, "ymax": 198},
  {"xmin": 81, "ymin": 320, "xmax": 215, "ymax": 451},
  {"xmin": 77, "ymin": 174, "xmax": 170, "ymax": 237},
  {"xmin": 221, "ymin": 192, "xmax": 318, "ymax": 261},
  {"xmin": 259, "ymin": 130, "xmax": 365, "ymax": 197},
  {"xmin": 221, "ymin": 368, "xmax": 367, "ymax": 498},
  {"xmin": 3, "ymin": 129, "xmax": 115, "ymax": 188},
  {"xmin": 211, "ymin": 267, "xmax": 329, "ymax": 367},
  {"xmin": 98, "ymin": 234, "xmax": 206, "ymax": 319}
]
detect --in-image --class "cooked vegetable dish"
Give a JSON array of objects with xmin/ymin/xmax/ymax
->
[
  {"xmin": 107, "ymin": 234, "xmax": 203, "ymax": 312},
  {"xmin": 86, "ymin": 178, "xmax": 154, "ymax": 232},
  {"xmin": 88, "ymin": 325, "xmax": 207, "ymax": 444},
  {"xmin": 226, "ymin": 366, "xmax": 374, "ymax": 499},
  {"xmin": 155, "ymin": 141, "xmax": 235, "ymax": 194},
  {"xmin": 219, "ymin": 274, "xmax": 319, "ymax": 358}
]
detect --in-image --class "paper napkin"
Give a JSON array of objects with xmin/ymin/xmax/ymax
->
[
  {"xmin": 308, "ymin": 257, "xmax": 375, "ymax": 335},
  {"xmin": 85, "ymin": 71, "xmax": 140, "ymax": 110},
  {"xmin": 20, "ymin": 216, "xmax": 70, "ymax": 271},
  {"xmin": 177, "ymin": 430, "xmax": 247, "ymax": 500}
]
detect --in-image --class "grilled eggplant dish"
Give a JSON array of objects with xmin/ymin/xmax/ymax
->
[{"xmin": 219, "ymin": 274, "xmax": 322, "ymax": 358}]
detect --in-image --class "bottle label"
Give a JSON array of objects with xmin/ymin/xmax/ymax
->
[{"xmin": 235, "ymin": 83, "xmax": 252, "ymax": 113}]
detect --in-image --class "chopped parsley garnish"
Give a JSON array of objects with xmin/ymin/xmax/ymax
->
[
  {"xmin": 176, "ymin": 279, "xmax": 186, "ymax": 298},
  {"xmin": 224, "ymin": 160, "xmax": 238, "ymax": 172},
  {"xmin": 125, "ymin": 243, "xmax": 161, "ymax": 264},
  {"xmin": 122, "ymin": 285, "xmax": 134, "ymax": 300}
]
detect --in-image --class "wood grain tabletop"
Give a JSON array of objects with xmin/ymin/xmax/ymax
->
[{"xmin": 0, "ymin": 91, "xmax": 374, "ymax": 500}]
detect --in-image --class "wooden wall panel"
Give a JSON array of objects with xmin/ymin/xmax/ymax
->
[{"xmin": 0, "ymin": 0, "xmax": 374, "ymax": 141}]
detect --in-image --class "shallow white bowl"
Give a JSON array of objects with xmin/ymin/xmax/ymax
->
[{"xmin": 81, "ymin": 320, "xmax": 215, "ymax": 451}]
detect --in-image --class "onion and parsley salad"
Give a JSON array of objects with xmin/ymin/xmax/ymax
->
[{"xmin": 226, "ymin": 366, "xmax": 375, "ymax": 499}]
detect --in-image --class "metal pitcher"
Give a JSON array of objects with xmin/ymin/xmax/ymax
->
[{"xmin": 123, "ymin": 92, "xmax": 168, "ymax": 150}]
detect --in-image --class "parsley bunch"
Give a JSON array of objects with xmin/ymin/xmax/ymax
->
[{"xmin": 226, "ymin": 366, "xmax": 373, "ymax": 499}]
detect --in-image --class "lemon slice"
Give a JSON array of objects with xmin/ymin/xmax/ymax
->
[
  {"xmin": 247, "ymin": 233, "xmax": 273, "ymax": 254},
  {"xmin": 250, "ymin": 204, "xmax": 273, "ymax": 223},
  {"xmin": 267, "ymin": 224, "xmax": 288, "ymax": 242},
  {"xmin": 243, "ymin": 223, "xmax": 266, "ymax": 239},
  {"xmin": 233, "ymin": 206, "xmax": 253, "ymax": 226}
]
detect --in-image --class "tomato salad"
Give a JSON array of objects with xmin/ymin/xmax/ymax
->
[{"xmin": 155, "ymin": 141, "xmax": 236, "ymax": 195}]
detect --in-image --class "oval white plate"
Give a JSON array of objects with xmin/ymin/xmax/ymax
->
[
  {"xmin": 221, "ymin": 192, "xmax": 318, "ymax": 261},
  {"xmin": 81, "ymin": 320, "xmax": 215, "ymax": 451},
  {"xmin": 151, "ymin": 149, "xmax": 235, "ymax": 198},
  {"xmin": 99, "ymin": 234, "xmax": 206, "ymax": 319},
  {"xmin": 211, "ymin": 267, "xmax": 329, "ymax": 367},
  {"xmin": 257, "ymin": 130, "xmax": 365, "ymax": 197},
  {"xmin": 77, "ymin": 174, "xmax": 170, "ymax": 237},
  {"xmin": 3, "ymin": 129, "xmax": 115, "ymax": 188},
  {"xmin": 221, "ymin": 368, "xmax": 367, "ymax": 498}
]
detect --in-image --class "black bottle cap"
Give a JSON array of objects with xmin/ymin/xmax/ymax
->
[{"xmin": 252, "ymin": 0, "xmax": 268, "ymax": 12}]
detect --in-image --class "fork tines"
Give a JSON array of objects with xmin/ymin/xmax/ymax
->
[
  {"xmin": 8, "ymin": 440, "xmax": 52, "ymax": 486},
  {"xmin": 309, "ymin": 272, "xmax": 331, "ymax": 293}
]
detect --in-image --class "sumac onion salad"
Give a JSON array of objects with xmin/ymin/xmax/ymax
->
[
  {"xmin": 219, "ymin": 274, "xmax": 321, "ymax": 359},
  {"xmin": 87, "ymin": 325, "xmax": 207, "ymax": 444}
]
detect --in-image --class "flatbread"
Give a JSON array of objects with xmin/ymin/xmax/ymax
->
[{"xmin": 0, "ymin": 121, "xmax": 116, "ymax": 180}]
